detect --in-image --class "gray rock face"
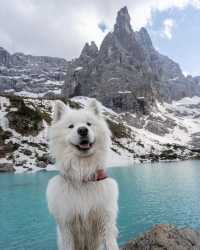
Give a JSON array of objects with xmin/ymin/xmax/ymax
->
[
  {"xmin": 112, "ymin": 7, "xmax": 145, "ymax": 63},
  {"xmin": 0, "ymin": 47, "xmax": 11, "ymax": 67},
  {"xmin": 135, "ymin": 28, "xmax": 183, "ymax": 80},
  {"xmin": 62, "ymin": 6, "xmax": 200, "ymax": 113},
  {"xmin": 145, "ymin": 120, "xmax": 169, "ymax": 136},
  {"xmin": 80, "ymin": 41, "xmax": 98, "ymax": 61},
  {"xmin": 122, "ymin": 224, "xmax": 200, "ymax": 250},
  {"xmin": 0, "ymin": 48, "xmax": 68, "ymax": 95},
  {"xmin": 63, "ymin": 7, "xmax": 157, "ymax": 113}
]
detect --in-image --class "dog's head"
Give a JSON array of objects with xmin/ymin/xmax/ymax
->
[{"xmin": 49, "ymin": 99, "xmax": 111, "ymax": 162}]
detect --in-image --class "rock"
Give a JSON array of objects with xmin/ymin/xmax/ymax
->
[
  {"xmin": 15, "ymin": 80, "xmax": 27, "ymax": 92},
  {"xmin": 0, "ymin": 127, "xmax": 19, "ymax": 158},
  {"xmin": 145, "ymin": 120, "xmax": 169, "ymax": 136},
  {"xmin": 122, "ymin": 224, "xmax": 200, "ymax": 250},
  {"xmin": 36, "ymin": 153, "xmax": 54, "ymax": 165},
  {"xmin": 0, "ymin": 163, "xmax": 15, "ymax": 172},
  {"xmin": 37, "ymin": 161, "xmax": 47, "ymax": 168},
  {"xmin": 0, "ymin": 47, "xmax": 11, "ymax": 67},
  {"xmin": 106, "ymin": 118, "xmax": 131, "ymax": 139},
  {"xmin": 43, "ymin": 92, "xmax": 61, "ymax": 99},
  {"xmin": 62, "ymin": 6, "xmax": 200, "ymax": 113},
  {"xmin": 0, "ymin": 76, "xmax": 16, "ymax": 91},
  {"xmin": 135, "ymin": 27, "xmax": 183, "ymax": 81},
  {"xmin": 15, "ymin": 159, "xmax": 27, "ymax": 166},
  {"xmin": 0, "ymin": 47, "xmax": 67, "ymax": 96},
  {"xmin": 0, "ymin": 142, "xmax": 19, "ymax": 158},
  {"xmin": 121, "ymin": 113, "xmax": 144, "ymax": 129},
  {"xmin": 6, "ymin": 96, "xmax": 51, "ymax": 136},
  {"xmin": 190, "ymin": 132, "xmax": 200, "ymax": 150},
  {"xmin": 80, "ymin": 41, "xmax": 98, "ymax": 61},
  {"xmin": 0, "ymin": 127, "xmax": 12, "ymax": 141},
  {"xmin": 20, "ymin": 148, "xmax": 32, "ymax": 156}
]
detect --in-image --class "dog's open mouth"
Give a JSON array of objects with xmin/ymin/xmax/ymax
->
[{"xmin": 75, "ymin": 140, "xmax": 94, "ymax": 151}]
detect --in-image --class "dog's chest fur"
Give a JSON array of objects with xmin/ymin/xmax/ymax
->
[{"xmin": 69, "ymin": 208, "xmax": 105, "ymax": 250}]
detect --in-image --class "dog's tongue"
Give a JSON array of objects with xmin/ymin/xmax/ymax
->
[{"xmin": 79, "ymin": 143, "xmax": 90, "ymax": 149}]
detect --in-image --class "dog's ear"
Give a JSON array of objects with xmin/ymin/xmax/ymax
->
[
  {"xmin": 53, "ymin": 100, "xmax": 68, "ymax": 123},
  {"xmin": 87, "ymin": 99, "xmax": 102, "ymax": 116}
]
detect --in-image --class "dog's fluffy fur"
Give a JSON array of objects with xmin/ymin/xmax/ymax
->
[{"xmin": 46, "ymin": 100, "xmax": 119, "ymax": 250}]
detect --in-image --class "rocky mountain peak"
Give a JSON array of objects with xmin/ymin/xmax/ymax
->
[
  {"xmin": 80, "ymin": 41, "xmax": 98, "ymax": 60},
  {"xmin": 99, "ymin": 6, "xmax": 145, "ymax": 63},
  {"xmin": 135, "ymin": 27, "xmax": 153, "ymax": 51},
  {"xmin": 63, "ymin": 6, "xmax": 200, "ymax": 113},
  {"xmin": 114, "ymin": 6, "xmax": 132, "ymax": 35}
]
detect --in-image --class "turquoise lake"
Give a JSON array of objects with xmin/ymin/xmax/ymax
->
[{"xmin": 1, "ymin": 160, "xmax": 200, "ymax": 250}]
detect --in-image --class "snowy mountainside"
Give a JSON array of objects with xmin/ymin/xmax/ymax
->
[{"xmin": 0, "ymin": 94, "xmax": 199, "ymax": 173}]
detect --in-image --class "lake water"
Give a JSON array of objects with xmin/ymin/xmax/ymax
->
[{"xmin": 1, "ymin": 160, "xmax": 200, "ymax": 250}]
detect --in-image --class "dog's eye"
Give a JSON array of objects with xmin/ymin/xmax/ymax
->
[
  {"xmin": 87, "ymin": 122, "xmax": 92, "ymax": 126},
  {"xmin": 68, "ymin": 124, "xmax": 74, "ymax": 129}
]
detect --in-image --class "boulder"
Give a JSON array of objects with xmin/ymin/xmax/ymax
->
[
  {"xmin": 122, "ymin": 224, "xmax": 200, "ymax": 250},
  {"xmin": 0, "ymin": 163, "xmax": 15, "ymax": 172}
]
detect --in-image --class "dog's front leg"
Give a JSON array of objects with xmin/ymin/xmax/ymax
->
[
  {"xmin": 57, "ymin": 225, "xmax": 74, "ymax": 250},
  {"xmin": 104, "ymin": 221, "xmax": 119, "ymax": 250},
  {"xmin": 105, "ymin": 236, "xmax": 119, "ymax": 250}
]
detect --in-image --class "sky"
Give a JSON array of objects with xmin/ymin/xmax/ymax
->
[{"xmin": 0, "ymin": 0, "xmax": 200, "ymax": 75}]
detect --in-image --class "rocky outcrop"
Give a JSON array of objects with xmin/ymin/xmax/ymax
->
[
  {"xmin": 122, "ymin": 224, "xmax": 200, "ymax": 250},
  {"xmin": 63, "ymin": 7, "xmax": 157, "ymax": 113},
  {"xmin": 0, "ymin": 47, "xmax": 11, "ymax": 67},
  {"xmin": 0, "ymin": 95, "xmax": 52, "ymax": 171},
  {"xmin": 80, "ymin": 41, "xmax": 99, "ymax": 61},
  {"xmin": 0, "ymin": 163, "xmax": 15, "ymax": 172},
  {"xmin": 62, "ymin": 6, "xmax": 200, "ymax": 113},
  {"xmin": 135, "ymin": 27, "xmax": 183, "ymax": 81},
  {"xmin": 6, "ymin": 96, "xmax": 47, "ymax": 136}
]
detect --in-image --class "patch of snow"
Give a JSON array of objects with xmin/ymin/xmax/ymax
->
[
  {"xmin": 108, "ymin": 78, "xmax": 119, "ymax": 82},
  {"xmin": 74, "ymin": 66, "xmax": 83, "ymax": 71},
  {"xmin": 16, "ymin": 91, "xmax": 45, "ymax": 98},
  {"xmin": 118, "ymin": 91, "xmax": 132, "ymax": 94}
]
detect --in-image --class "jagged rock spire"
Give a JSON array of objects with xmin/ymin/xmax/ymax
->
[
  {"xmin": 80, "ymin": 41, "xmax": 98, "ymax": 59},
  {"xmin": 135, "ymin": 27, "xmax": 153, "ymax": 51},
  {"xmin": 114, "ymin": 6, "xmax": 133, "ymax": 35}
]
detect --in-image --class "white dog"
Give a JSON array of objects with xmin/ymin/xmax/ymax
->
[{"xmin": 46, "ymin": 99, "xmax": 119, "ymax": 250}]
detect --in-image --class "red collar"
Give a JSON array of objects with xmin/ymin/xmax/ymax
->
[
  {"xmin": 83, "ymin": 169, "xmax": 108, "ymax": 183},
  {"xmin": 61, "ymin": 169, "xmax": 108, "ymax": 183},
  {"xmin": 92, "ymin": 169, "xmax": 108, "ymax": 182}
]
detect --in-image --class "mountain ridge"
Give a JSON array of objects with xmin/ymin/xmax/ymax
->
[
  {"xmin": 62, "ymin": 6, "xmax": 200, "ymax": 113},
  {"xmin": 0, "ymin": 6, "xmax": 200, "ymax": 171}
]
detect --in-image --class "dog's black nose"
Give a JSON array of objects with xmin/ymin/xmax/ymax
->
[{"xmin": 77, "ymin": 127, "xmax": 88, "ymax": 136}]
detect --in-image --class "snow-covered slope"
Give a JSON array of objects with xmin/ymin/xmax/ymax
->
[{"xmin": 0, "ymin": 94, "xmax": 199, "ymax": 173}]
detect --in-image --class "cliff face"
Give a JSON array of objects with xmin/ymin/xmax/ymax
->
[
  {"xmin": 0, "ymin": 47, "xmax": 67, "ymax": 96},
  {"xmin": 62, "ymin": 7, "xmax": 200, "ymax": 113}
]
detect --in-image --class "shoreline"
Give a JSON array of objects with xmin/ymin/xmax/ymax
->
[{"xmin": 0, "ymin": 158, "xmax": 199, "ymax": 174}]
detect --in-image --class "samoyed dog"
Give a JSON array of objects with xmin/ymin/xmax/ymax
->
[{"xmin": 46, "ymin": 99, "xmax": 119, "ymax": 250}]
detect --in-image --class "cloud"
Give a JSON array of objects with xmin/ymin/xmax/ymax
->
[
  {"xmin": 162, "ymin": 19, "xmax": 174, "ymax": 39},
  {"xmin": 98, "ymin": 22, "xmax": 108, "ymax": 33},
  {"xmin": 0, "ymin": 0, "xmax": 199, "ymax": 59}
]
